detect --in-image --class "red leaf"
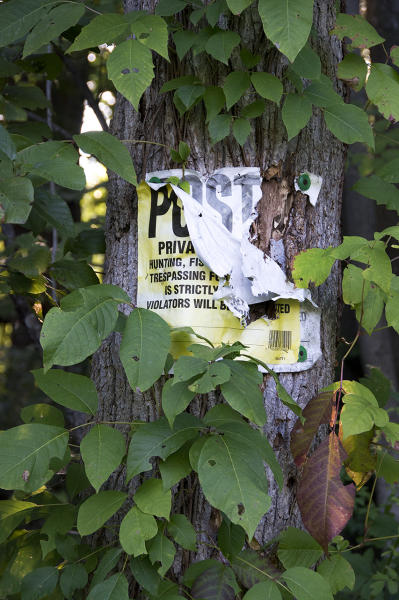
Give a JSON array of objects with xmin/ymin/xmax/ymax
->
[
  {"xmin": 291, "ymin": 392, "xmax": 334, "ymax": 467},
  {"xmin": 297, "ymin": 432, "xmax": 355, "ymax": 552}
]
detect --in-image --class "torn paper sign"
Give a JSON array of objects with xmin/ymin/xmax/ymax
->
[{"xmin": 137, "ymin": 168, "xmax": 321, "ymax": 372}]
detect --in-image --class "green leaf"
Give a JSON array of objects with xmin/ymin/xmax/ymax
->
[
  {"xmin": 220, "ymin": 360, "xmax": 266, "ymax": 426},
  {"xmin": 233, "ymin": 117, "xmax": 251, "ymax": 146},
  {"xmin": 360, "ymin": 367, "xmax": 391, "ymax": 408},
  {"xmin": 179, "ymin": 141, "xmax": 190, "ymax": 161},
  {"xmin": 337, "ymin": 83, "xmax": 375, "ymax": 123},
  {"xmin": 23, "ymin": 3, "xmax": 85, "ymax": 58},
  {"xmin": 66, "ymin": 463, "xmax": 90, "ymax": 500},
  {"xmin": 9, "ymin": 245, "xmax": 50, "ymax": 278},
  {"xmin": 174, "ymin": 84, "xmax": 205, "ymax": 113},
  {"xmin": 147, "ymin": 528, "xmax": 176, "ymax": 576},
  {"xmin": 0, "ymin": 499, "xmax": 37, "ymax": 543},
  {"xmin": 197, "ymin": 432, "xmax": 270, "ymax": 539},
  {"xmin": 337, "ymin": 53, "xmax": 367, "ymax": 91},
  {"xmin": 74, "ymin": 131, "xmax": 137, "ymax": 186},
  {"xmin": 0, "ymin": 123, "xmax": 16, "ymax": 159},
  {"xmin": 375, "ymin": 157, "xmax": 399, "ymax": 183},
  {"xmin": 304, "ymin": 75, "xmax": 343, "ymax": 107},
  {"xmin": 67, "ymin": 14, "xmax": 130, "ymax": 52},
  {"xmin": 0, "ymin": 424, "xmax": 68, "ymax": 492},
  {"xmin": 130, "ymin": 14, "xmax": 169, "ymax": 61},
  {"xmin": 283, "ymin": 566, "xmax": 333, "ymax": 600},
  {"xmin": 353, "ymin": 175, "xmax": 399, "ymax": 213},
  {"xmin": 366, "ymin": 63, "xmax": 399, "ymax": 122},
  {"xmin": 292, "ymin": 247, "xmax": 335, "ymax": 287},
  {"xmin": 282, "ymin": 94, "xmax": 312, "ymax": 140},
  {"xmin": 208, "ymin": 413, "xmax": 283, "ymax": 489},
  {"xmin": 21, "ymin": 567, "xmax": 58, "ymax": 600},
  {"xmin": 218, "ymin": 516, "xmax": 245, "ymax": 558},
  {"xmin": 278, "ymin": 527, "xmax": 323, "ymax": 569},
  {"xmin": 50, "ymin": 260, "xmax": 99, "ymax": 290},
  {"xmin": 17, "ymin": 141, "xmax": 86, "ymax": 189},
  {"xmin": 173, "ymin": 30, "xmax": 197, "ymax": 60},
  {"xmin": 240, "ymin": 46, "xmax": 261, "ymax": 68},
  {"xmin": 119, "ymin": 506, "xmax": 158, "ymax": 556},
  {"xmin": 155, "ymin": 0, "xmax": 188, "ymax": 16},
  {"xmin": 206, "ymin": 0, "xmax": 226, "ymax": 26},
  {"xmin": 258, "ymin": 0, "xmax": 314, "ymax": 62},
  {"xmin": 377, "ymin": 451, "xmax": 399, "ymax": 483},
  {"xmin": 251, "ymin": 72, "xmax": 283, "ymax": 103},
  {"xmin": 107, "ymin": 39, "xmax": 154, "ymax": 111},
  {"xmin": 291, "ymin": 43, "xmax": 321, "ymax": 79},
  {"xmin": 0, "ymin": 177, "xmax": 34, "ymax": 224},
  {"xmin": 173, "ymin": 356, "xmax": 208, "ymax": 383},
  {"xmin": 31, "ymin": 190, "xmax": 74, "ymax": 238},
  {"xmin": 159, "ymin": 445, "xmax": 192, "ymax": 490},
  {"xmin": 0, "ymin": 0, "xmax": 59, "ymax": 48},
  {"xmin": 391, "ymin": 45, "xmax": 399, "ymax": 66},
  {"xmin": 341, "ymin": 394, "xmax": 388, "ymax": 438},
  {"xmin": 134, "ymin": 478, "xmax": 171, "ymax": 519},
  {"xmin": 120, "ymin": 308, "xmax": 171, "ymax": 392},
  {"xmin": 40, "ymin": 284, "xmax": 129, "ymax": 370},
  {"xmin": 168, "ymin": 514, "xmax": 196, "ymax": 550},
  {"xmin": 342, "ymin": 264, "xmax": 364, "ymax": 306},
  {"xmin": 189, "ymin": 362, "xmax": 231, "ymax": 394},
  {"xmin": 32, "ymin": 369, "xmax": 98, "ymax": 415},
  {"xmin": 331, "ymin": 14, "xmax": 384, "ymax": 49},
  {"xmin": 356, "ymin": 282, "xmax": 384, "ymax": 334},
  {"xmin": 87, "ymin": 573, "xmax": 129, "ymax": 600},
  {"xmin": 184, "ymin": 559, "xmax": 224, "ymax": 587},
  {"xmin": 232, "ymin": 549, "xmax": 281, "ymax": 588},
  {"xmin": 90, "ymin": 548, "xmax": 123, "ymax": 590},
  {"xmin": 226, "ymin": 0, "xmax": 253, "ymax": 14},
  {"xmin": 317, "ymin": 554, "xmax": 355, "ymax": 594},
  {"xmin": 81, "ymin": 425, "xmax": 126, "ymax": 493},
  {"xmin": 205, "ymin": 31, "xmax": 240, "ymax": 64},
  {"xmin": 0, "ymin": 57, "xmax": 21, "ymax": 77},
  {"xmin": 77, "ymin": 491, "xmax": 127, "ymax": 536},
  {"xmin": 359, "ymin": 245, "xmax": 392, "ymax": 294},
  {"xmin": 191, "ymin": 565, "xmax": 237, "ymax": 600},
  {"xmin": 127, "ymin": 414, "xmax": 201, "ymax": 480},
  {"xmin": 208, "ymin": 114, "xmax": 232, "ymax": 143},
  {"xmin": 243, "ymin": 581, "xmax": 282, "ymax": 600},
  {"xmin": 223, "ymin": 72, "xmax": 251, "ymax": 109},
  {"xmin": 162, "ymin": 378, "xmax": 196, "ymax": 427},
  {"xmin": 130, "ymin": 555, "xmax": 162, "ymax": 595},
  {"xmin": 60, "ymin": 564, "xmax": 88, "ymax": 600},
  {"xmin": 21, "ymin": 403, "xmax": 64, "ymax": 427},
  {"xmin": 161, "ymin": 75, "xmax": 200, "ymax": 93},
  {"xmin": 40, "ymin": 504, "xmax": 76, "ymax": 558},
  {"xmin": 241, "ymin": 99, "xmax": 265, "ymax": 118}
]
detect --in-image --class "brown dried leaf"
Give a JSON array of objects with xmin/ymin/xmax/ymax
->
[
  {"xmin": 291, "ymin": 392, "xmax": 334, "ymax": 467},
  {"xmin": 297, "ymin": 432, "xmax": 355, "ymax": 552}
]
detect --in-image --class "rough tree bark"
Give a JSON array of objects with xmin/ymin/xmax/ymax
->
[{"xmin": 92, "ymin": 0, "xmax": 345, "ymax": 577}]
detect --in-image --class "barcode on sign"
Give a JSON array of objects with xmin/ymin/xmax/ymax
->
[{"xmin": 268, "ymin": 330, "xmax": 292, "ymax": 350}]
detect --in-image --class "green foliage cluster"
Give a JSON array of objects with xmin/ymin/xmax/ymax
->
[{"xmin": 0, "ymin": 0, "xmax": 399, "ymax": 599}]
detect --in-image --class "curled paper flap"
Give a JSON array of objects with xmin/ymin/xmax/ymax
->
[{"xmin": 147, "ymin": 168, "xmax": 314, "ymax": 320}]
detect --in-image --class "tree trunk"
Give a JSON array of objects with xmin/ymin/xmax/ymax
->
[{"xmin": 92, "ymin": 0, "xmax": 345, "ymax": 574}]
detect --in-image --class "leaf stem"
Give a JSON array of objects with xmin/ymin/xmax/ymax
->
[{"xmin": 121, "ymin": 139, "xmax": 171, "ymax": 150}]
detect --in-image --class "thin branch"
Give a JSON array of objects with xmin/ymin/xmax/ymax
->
[
  {"xmin": 26, "ymin": 111, "xmax": 73, "ymax": 139},
  {"xmin": 53, "ymin": 45, "xmax": 109, "ymax": 132}
]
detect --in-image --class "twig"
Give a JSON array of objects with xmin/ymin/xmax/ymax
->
[
  {"xmin": 26, "ymin": 111, "xmax": 73, "ymax": 139},
  {"xmin": 53, "ymin": 45, "xmax": 109, "ymax": 132}
]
